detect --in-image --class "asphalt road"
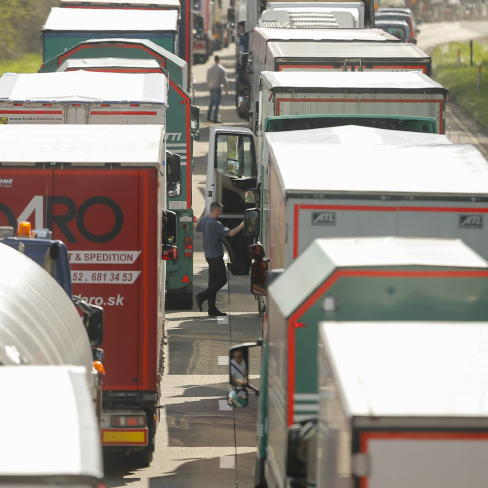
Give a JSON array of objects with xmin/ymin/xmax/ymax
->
[{"xmin": 104, "ymin": 20, "xmax": 488, "ymax": 488}]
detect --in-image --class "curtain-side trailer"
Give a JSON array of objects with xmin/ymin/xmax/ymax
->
[
  {"xmin": 0, "ymin": 124, "xmax": 172, "ymax": 466},
  {"xmin": 249, "ymin": 40, "xmax": 431, "ymax": 125},
  {"xmin": 227, "ymin": 237, "xmax": 488, "ymax": 488},
  {"xmin": 53, "ymin": 57, "xmax": 196, "ymax": 308},
  {"xmin": 256, "ymin": 70, "xmax": 447, "ymax": 136},
  {"xmin": 42, "ymin": 7, "xmax": 179, "ymax": 62},
  {"xmin": 205, "ymin": 125, "xmax": 452, "ymax": 275},
  {"xmin": 317, "ymin": 322, "xmax": 488, "ymax": 488},
  {"xmin": 0, "ymin": 70, "xmax": 197, "ymax": 308},
  {"xmin": 59, "ymin": 0, "xmax": 193, "ymax": 85},
  {"xmin": 237, "ymin": 26, "xmax": 398, "ymax": 120}
]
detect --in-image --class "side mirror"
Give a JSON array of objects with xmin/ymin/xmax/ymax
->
[
  {"xmin": 228, "ymin": 341, "xmax": 261, "ymax": 394},
  {"xmin": 251, "ymin": 259, "xmax": 269, "ymax": 296},
  {"xmin": 191, "ymin": 105, "xmax": 200, "ymax": 141},
  {"xmin": 244, "ymin": 208, "xmax": 259, "ymax": 237},
  {"xmin": 86, "ymin": 305, "xmax": 104, "ymax": 347},
  {"xmin": 162, "ymin": 210, "xmax": 177, "ymax": 246},
  {"xmin": 229, "ymin": 344, "xmax": 249, "ymax": 387},
  {"xmin": 286, "ymin": 420, "xmax": 318, "ymax": 482},
  {"xmin": 72, "ymin": 296, "xmax": 104, "ymax": 347},
  {"xmin": 166, "ymin": 151, "xmax": 181, "ymax": 184},
  {"xmin": 228, "ymin": 388, "xmax": 249, "ymax": 408}
]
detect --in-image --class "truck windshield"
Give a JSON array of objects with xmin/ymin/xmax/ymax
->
[{"xmin": 265, "ymin": 115, "xmax": 436, "ymax": 133}]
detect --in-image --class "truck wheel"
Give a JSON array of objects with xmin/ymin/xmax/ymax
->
[
  {"xmin": 129, "ymin": 446, "xmax": 154, "ymax": 467},
  {"xmin": 166, "ymin": 290, "xmax": 194, "ymax": 310}
]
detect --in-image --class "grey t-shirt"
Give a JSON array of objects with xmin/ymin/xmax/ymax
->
[{"xmin": 196, "ymin": 216, "xmax": 229, "ymax": 258}]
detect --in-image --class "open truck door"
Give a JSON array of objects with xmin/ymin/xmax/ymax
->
[{"xmin": 206, "ymin": 126, "xmax": 257, "ymax": 275}]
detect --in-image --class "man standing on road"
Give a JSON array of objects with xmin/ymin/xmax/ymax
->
[
  {"xmin": 206, "ymin": 55, "xmax": 228, "ymax": 123},
  {"xmin": 195, "ymin": 202, "xmax": 244, "ymax": 317}
]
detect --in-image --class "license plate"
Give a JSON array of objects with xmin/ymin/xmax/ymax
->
[{"xmin": 102, "ymin": 429, "xmax": 147, "ymax": 446}]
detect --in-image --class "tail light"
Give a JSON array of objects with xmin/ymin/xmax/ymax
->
[
  {"xmin": 184, "ymin": 236, "xmax": 193, "ymax": 257},
  {"xmin": 111, "ymin": 415, "xmax": 146, "ymax": 428},
  {"xmin": 163, "ymin": 245, "xmax": 178, "ymax": 261}
]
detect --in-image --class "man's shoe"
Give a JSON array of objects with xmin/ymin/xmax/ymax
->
[
  {"xmin": 208, "ymin": 309, "xmax": 227, "ymax": 317},
  {"xmin": 195, "ymin": 294, "xmax": 205, "ymax": 312}
]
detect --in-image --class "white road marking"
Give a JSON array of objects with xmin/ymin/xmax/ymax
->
[
  {"xmin": 217, "ymin": 315, "xmax": 229, "ymax": 324},
  {"xmin": 218, "ymin": 399, "xmax": 232, "ymax": 411},
  {"xmin": 219, "ymin": 455, "xmax": 235, "ymax": 469},
  {"xmin": 218, "ymin": 355, "xmax": 229, "ymax": 366}
]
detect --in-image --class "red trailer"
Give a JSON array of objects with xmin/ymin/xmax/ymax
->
[{"xmin": 0, "ymin": 124, "xmax": 172, "ymax": 466}]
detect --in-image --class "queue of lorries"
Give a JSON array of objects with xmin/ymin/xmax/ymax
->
[{"xmin": 1, "ymin": 0, "xmax": 488, "ymax": 487}]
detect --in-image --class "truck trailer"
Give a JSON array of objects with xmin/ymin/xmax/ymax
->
[
  {"xmin": 249, "ymin": 41, "xmax": 431, "ymax": 126},
  {"xmin": 59, "ymin": 0, "xmax": 193, "ymax": 85},
  {"xmin": 255, "ymin": 70, "xmax": 447, "ymax": 135},
  {"xmin": 0, "ymin": 70, "xmax": 197, "ymax": 309},
  {"xmin": 228, "ymin": 237, "xmax": 488, "ymax": 488},
  {"xmin": 316, "ymin": 322, "xmax": 488, "ymax": 488},
  {"xmin": 236, "ymin": 27, "xmax": 398, "ymax": 119},
  {"xmin": 42, "ymin": 6, "xmax": 179, "ymax": 62},
  {"xmin": 52, "ymin": 58, "xmax": 196, "ymax": 308},
  {"xmin": 0, "ymin": 124, "xmax": 173, "ymax": 465},
  {"xmin": 205, "ymin": 126, "xmax": 452, "ymax": 274},
  {"xmin": 0, "ymin": 366, "xmax": 104, "ymax": 488}
]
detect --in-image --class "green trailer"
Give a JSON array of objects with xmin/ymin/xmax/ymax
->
[
  {"xmin": 42, "ymin": 7, "xmax": 179, "ymax": 62},
  {"xmin": 41, "ymin": 39, "xmax": 199, "ymax": 308},
  {"xmin": 228, "ymin": 236, "xmax": 488, "ymax": 488}
]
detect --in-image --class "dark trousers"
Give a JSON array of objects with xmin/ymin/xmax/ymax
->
[
  {"xmin": 200, "ymin": 256, "xmax": 227, "ymax": 312},
  {"xmin": 208, "ymin": 88, "xmax": 222, "ymax": 122}
]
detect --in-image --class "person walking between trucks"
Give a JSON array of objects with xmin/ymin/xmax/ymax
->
[
  {"xmin": 206, "ymin": 55, "xmax": 228, "ymax": 123},
  {"xmin": 195, "ymin": 202, "xmax": 243, "ymax": 317}
]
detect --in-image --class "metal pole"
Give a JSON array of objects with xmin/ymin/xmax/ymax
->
[{"xmin": 470, "ymin": 39, "xmax": 474, "ymax": 67}]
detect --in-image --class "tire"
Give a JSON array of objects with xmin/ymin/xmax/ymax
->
[
  {"xmin": 129, "ymin": 446, "xmax": 154, "ymax": 467},
  {"xmin": 166, "ymin": 289, "xmax": 194, "ymax": 310}
]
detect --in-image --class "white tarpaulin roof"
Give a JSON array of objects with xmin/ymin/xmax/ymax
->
[
  {"xmin": 265, "ymin": 125, "xmax": 451, "ymax": 146},
  {"xmin": 270, "ymin": 237, "xmax": 488, "ymax": 318},
  {"xmin": 321, "ymin": 323, "xmax": 488, "ymax": 418},
  {"xmin": 43, "ymin": 7, "xmax": 178, "ymax": 31},
  {"xmin": 0, "ymin": 365, "xmax": 102, "ymax": 479},
  {"xmin": 61, "ymin": 0, "xmax": 180, "ymax": 7},
  {"xmin": 269, "ymin": 143, "xmax": 488, "ymax": 195},
  {"xmin": 58, "ymin": 57, "xmax": 162, "ymax": 71},
  {"xmin": 0, "ymin": 71, "xmax": 167, "ymax": 104},
  {"xmin": 262, "ymin": 70, "xmax": 445, "ymax": 91},
  {"xmin": 0, "ymin": 125, "xmax": 165, "ymax": 166}
]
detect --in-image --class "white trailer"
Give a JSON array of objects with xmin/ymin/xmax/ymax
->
[
  {"xmin": 205, "ymin": 126, "xmax": 453, "ymax": 274},
  {"xmin": 260, "ymin": 142, "xmax": 488, "ymax": 269},
  {"xmin": 0, "ymin": 71, "xmax": 167, "ymax": 124},
  {"xmin": 257, "ymin": 71, "xmax": 447, "ymax": 136},
  {"xmin": 0, "ymin": 365, "xmax": 103, "ymax": 487},
  {"xmin": 316, "ymin": 322, "xmax": 488, "ymax": 488}
]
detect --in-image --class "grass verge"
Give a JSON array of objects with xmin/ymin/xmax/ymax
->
[
  {"xmin": 433, "ymin": 41, "xmax": 488, "ymax": 130},
  {"xmin": 0, "ymin": 53, "xmax": 42, "ymax": 76}
]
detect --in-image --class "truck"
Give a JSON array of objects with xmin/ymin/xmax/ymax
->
[
  {"xmin": 40, "ymin": 37, "xmax": 190, "ymax": 92},
  {"xmin": 227, "ymin": 236, "xmax": 488, "ymax": 487},
  {"xmin": 42, "ymin": 6, "xmax": 179, "ymax": 62},
  {"xmin": 316, "ymin": 322, "xmax": 488, "ymax": 488},
  {"xmin": 52, "ymin": 55, "xmax": 196, "ymax": 308},
  {"xmin": 0, "ymin": 69, "xmax": 198, "ymax": 309},
  {"xmin": 237, "ymin": 27, "xmax": 399, "ymax": 119},
  {"xmin": 0, "ymin": 241, "xmax": 100, "ymax": 398},
  {"xmin": 0, "ymin": 123, "xmax": 175, "ymax": 465},
  {"xmin": 205, "ymin": 126, "xmax": 452, "ymax": 275},
  {"xmin": 253, "ymin": 70, "xmax": 447, "ymax": 136},
  {"xmin": 59, "ymin": 0, "xmax": 194, "ymax": 87},
  {"xmin": 0, "ymin": 366, "xmax": 104, "ymax": 488}
]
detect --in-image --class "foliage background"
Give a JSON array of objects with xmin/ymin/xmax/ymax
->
[{"xmin": 0, "ymin": 0, "xmax": 59, "ymax": 61}]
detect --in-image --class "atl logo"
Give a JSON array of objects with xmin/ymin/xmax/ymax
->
[
  {"xmin": 312, "ymin": 211, "xmax": 336, "ymax": 226},
  {"xmin": 459, "ymin": 215, "xmax": 483, "ymax": 229}
]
